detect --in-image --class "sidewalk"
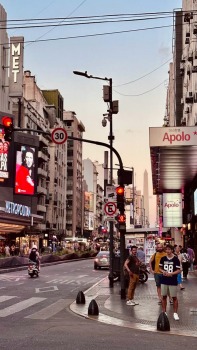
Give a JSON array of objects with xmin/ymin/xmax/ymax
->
[{"xmin": 70, "ymin": 271, "xmax": 197, "ymax": 337}]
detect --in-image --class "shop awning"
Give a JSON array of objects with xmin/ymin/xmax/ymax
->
[{"xmin": 149, "ymin": 126, "xmax": 197, "ymax": 194}]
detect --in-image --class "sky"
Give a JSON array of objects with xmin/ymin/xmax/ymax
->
[{"xmin": 0, "ymin": 0, "xmax": 182, "ymax": 226}]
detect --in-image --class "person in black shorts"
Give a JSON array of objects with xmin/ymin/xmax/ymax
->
[{"xmin": 159, "ymin": 244, "xmax": 181, "ymax": 321}]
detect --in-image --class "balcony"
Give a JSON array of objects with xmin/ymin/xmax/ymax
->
[
  {"xmin": 37, "ymin": 204, "xmax": 47, "ymax": 213},
  {"xmin": 38, "ymin": 150, "xmax": 48, "ymax": 162},
  {"xmin": 37, "ymin": 168, "xmax": 47, "ymax": 177},
  {"xmin": 54, "ymin": 178, "xmax": 58, "ymax": 185},
  {"xmin": 37, "ymin": 185, "xmax": 47, "ymax": 195}
]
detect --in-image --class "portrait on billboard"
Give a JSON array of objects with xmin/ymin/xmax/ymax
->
[
  {"xmin": 0, "ymin": 126, "xmax": 10, "ymax": 182},
  {"xmin": 15, "ymin": 145, "xmax": 36, "ymax": 195}
]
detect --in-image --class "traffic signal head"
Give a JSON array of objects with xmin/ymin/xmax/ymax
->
[
  {"xmin": 116, "ymin": 185, "xmax": 125, "ymax": 213},
  {"xmin": 116, "ymin": 214, "xmax": 126, "ymax": 224},
  {"xmin": 2, "ymin": 116, "xmax": 14, "ymax": 142}
]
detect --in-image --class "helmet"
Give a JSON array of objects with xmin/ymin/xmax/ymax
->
[{"xmin": 32, "ymin": 245, "xmax": 37, "ymax": 250}]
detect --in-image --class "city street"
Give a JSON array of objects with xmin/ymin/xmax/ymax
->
[{"xmin": 0, "ymin": 260, "xmax": 197, "ymax": 349}]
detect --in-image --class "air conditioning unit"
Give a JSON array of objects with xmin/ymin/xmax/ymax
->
[
  {"xmin": 185, "ymin": 91, "xmax": 193, "ymax": 103},
  {"xmin": 185, "ymin": 37, "xmax": 190, "ymax": 44},
  {"xmin": 184, "ymin": 106, "xmax": 190, "ymax": 114}
]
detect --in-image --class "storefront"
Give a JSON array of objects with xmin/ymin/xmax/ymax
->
[
  {"xmin": 149, "ymin": 126, "xmax": 197, "ymax": 255},
  {"xmin": 0, "ymin": 200, "xmax": 43, "ymax": 253}
]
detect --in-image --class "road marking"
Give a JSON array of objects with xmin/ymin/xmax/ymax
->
[
  {"xmin": 26, "ymin": 299, "xmax": 69, "ymax": 320},
  {"xmin": 0, "ymin": 296, "xmax": 17, "ymax": 303},
  {"xmin": 35, "ymin": 286, "xmax": 58, "ymax": 293},
  {"xmin": 0, "ymin": 297, "xmax": 46, "ymax": 317}
]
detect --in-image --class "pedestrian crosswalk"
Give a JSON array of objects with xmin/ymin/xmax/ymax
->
[{"xmin": 0, "ymin": 295, "xmax": 72, "ymax": 320}]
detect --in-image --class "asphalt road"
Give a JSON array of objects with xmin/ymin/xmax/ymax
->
[{"xmin": 0, "ymin": 260, "xmax": 197, "ymax": 349}]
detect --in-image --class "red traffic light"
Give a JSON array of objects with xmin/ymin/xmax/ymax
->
[
  {"xmin": 116, "ymin": 214, "xmax": 126, "ymax": 223},
  {"xmin": 2, "ymin": 116, "xmax": 13, "ymax": 127},
  {"xmin": 116, "ymin": 186, "xmax": 124, "ymax": 195}
]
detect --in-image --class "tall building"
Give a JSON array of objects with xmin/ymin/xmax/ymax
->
[
  {"xmin": 63, "ymin": 111, "xmax": 85, "ymax": 237},
  {"xmin": 0, "ymin": 5, "xmax": 9, "ymax": 113}
]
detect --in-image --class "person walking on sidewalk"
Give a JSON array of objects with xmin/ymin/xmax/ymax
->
[
  {"xmin": 159, "ymin": 244, "xmax": 181, "ymax": 321},
  {"xmin": 174, "ymin": 245, "xmax": 185, "ymax": 290},
  {"xmin": 149, "ymin": 243, "xmax": 171, "ymax": 305},
  {"xmin": 124, "ymin": 245, "xmax": 141, "ymax": 306}
]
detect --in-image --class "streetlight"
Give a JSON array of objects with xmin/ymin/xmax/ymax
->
[{"xmin": 73, "ymin": 70, "xmax": 116, "ymax": 288}]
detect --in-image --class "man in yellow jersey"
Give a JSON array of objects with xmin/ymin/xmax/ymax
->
[{"xmin": 149, "ymin": 243, "xmax": 169, "ymax": 304}]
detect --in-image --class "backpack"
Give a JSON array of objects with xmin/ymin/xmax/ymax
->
[{"xmin": 150, "ymin": 253, "xmax": 156, "ymax": 270}]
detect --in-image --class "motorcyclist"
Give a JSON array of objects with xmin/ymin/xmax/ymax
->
[{"xmin": 29, "ymin": 245, "xmax": 40, "ymax": 271}]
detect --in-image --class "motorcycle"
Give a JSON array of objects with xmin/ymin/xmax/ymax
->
[
  {"xmin": 139, "ymin": 263, "xmax": 150, "ymax": 283},
  {"xmin": 111, "ymin": 263, "xmax": 149, "ymax": 284},
  {"xmin": 28, "ymin": 261, "xmax": 39, "ymax": 278}
]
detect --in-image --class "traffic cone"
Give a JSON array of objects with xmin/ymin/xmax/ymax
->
[
  {"xmin": 88, "ymin": 299, "xmax": 99, "ymax": 316},
  {"xmin": 157, "ymin": 312, "xmax": 170, "ymax": 331},
  {"xmin": 76, "ymin": 291, "xmax": 85, "ymax": 304}
]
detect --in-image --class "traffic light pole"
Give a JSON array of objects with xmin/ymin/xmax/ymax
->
[{"xmin": 13, "ymin": 128, "xmax": 127, "ymax": 298}]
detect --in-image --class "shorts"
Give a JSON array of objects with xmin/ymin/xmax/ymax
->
[
  {"xmin": 154, "ymin": 273, "xmax": 162, "ymax": 287},
  {"xmin": 161, "ymin": 284, "xmax": 178, "ymax": 298}
]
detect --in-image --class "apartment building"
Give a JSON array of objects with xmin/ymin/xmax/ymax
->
[
  {"xmin": 11, "ymin": 71, "xmax": 67, "ymax": 246},
  {"xmin": 63, "ymin": 111, "xmax": 85, "ymax": 237}
]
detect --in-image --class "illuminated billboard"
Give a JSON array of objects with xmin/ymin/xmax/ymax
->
[
  {"xmin": 0, "ymin": 126, "xmax": 11, "ymax": 184},
  {"xmin": 163, "ymin": 193, "xmax": 182, "ymax": 227},
  {"xmin": 15, "ymin": 145, "xmax": 36, "ymax": 195}
]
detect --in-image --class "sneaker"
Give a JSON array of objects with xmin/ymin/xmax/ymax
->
[
  {"xmin": 173, "ymin": 313, "xmax": 179, "ymax": 321},
  {"xmin": 126, "ymin": 300, "xmax": 135, "ymax": 306},
  {"xmin": 170, "ymin": 299, "xmax": 173, "ymax": 305},
  {"xmin": 132, "ymin": 300, "xmax": 139, "ymax": 305}
]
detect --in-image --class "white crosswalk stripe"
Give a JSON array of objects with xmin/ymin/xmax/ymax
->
[
  {"xmin": 0, "ymin": 295, "xmax": 17, "ymax": 303},
  {"xmin": 0, "ymin": 295, "xmax": 72, "ymax": 320},
  {"xmin": 0, "ymin": 297, "xmax": 46, "ymax": 317},
  {"xmin": 26, "ymin": 299, "xmax": 70, "ymax": 320}
]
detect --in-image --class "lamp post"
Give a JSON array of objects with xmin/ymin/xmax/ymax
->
[{"xmin": 73, "ymin": 70, "xmax": 117, "ymax": 288}]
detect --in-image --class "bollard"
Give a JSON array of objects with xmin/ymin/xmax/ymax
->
[
  {"xmin": 76, "ymin": 291, "xmax": 86, "ymax": 304},
  {"xmin": 88, "ymin": 299, "xmax": 99, "ymax": 316},
  {"xmin": 157, "ymin": 312, "xmax": 170, "ymax": 331}
]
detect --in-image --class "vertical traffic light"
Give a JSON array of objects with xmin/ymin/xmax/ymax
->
[
  {"xmin": 116, "ymin": 185, "xmax": 125, "ymax": 213},
  {"xmin": 1, "ymin": 115, "xmax": 14, "ymax": 142}
]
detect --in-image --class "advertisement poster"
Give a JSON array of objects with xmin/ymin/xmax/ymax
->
[
  {"xmin": 0, "ymin": 126, "xmax": 10, "ymax": 184},
  {"xmin": 15, "ymin": 145, "xmax": 36, "ymax": 195}
]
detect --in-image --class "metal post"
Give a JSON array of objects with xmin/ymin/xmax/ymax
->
[
  {"xmin": 108, "ymin": 78, "xmax": 114, "ymax": 288},
  {"xmin": 133, "ymin": 169, "xmax": 135, "ymax": 227}
]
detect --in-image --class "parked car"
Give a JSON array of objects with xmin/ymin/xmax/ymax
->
[{"xmin": 94, "ymin": 251, "xmax": 109, "ymax": 270}]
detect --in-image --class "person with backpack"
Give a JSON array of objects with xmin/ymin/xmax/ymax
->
[
  {"xmin": 149, "ymin": 243, "xmax": 170, "ymax": 305},
  {"xmin": 29, "ymin": 245, "xmax": 40, "ymax": 270}
]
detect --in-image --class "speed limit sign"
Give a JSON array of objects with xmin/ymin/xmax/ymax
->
[{"xmin": 51, "ymin": 128, "xmax": 68, "ymax": 145}]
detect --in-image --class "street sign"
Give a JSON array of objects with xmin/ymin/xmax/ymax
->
[
  {"xmin": 51, "ymin": 128, "xmax": 68, "ymax": 145},
  {"xmin": 105, "ymin": 185, "xmax": 117, "ymax": 202},
  {"xmin": 104, "ymin": 202, "xmax": 117, "ymax": 218}
]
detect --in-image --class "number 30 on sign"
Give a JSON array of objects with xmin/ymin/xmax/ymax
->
[{"xmin": 51, "ymin": 128, "xmax": 68, "ymax": 145}]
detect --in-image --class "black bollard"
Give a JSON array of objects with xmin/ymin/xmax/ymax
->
[
  {"xmin": 157, "ymin": 312, "xmax": 170, "ymax": 331},
  {"xmin": 76, "ymin": 291, "xmax": 86, "ymax": 304},
  {"xmin": 88, "ymin": 299, "xmax": 99, "ymax": 316}
]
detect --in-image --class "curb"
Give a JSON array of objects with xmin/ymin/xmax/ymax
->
[{"xmin": 0, "ymin": 257, "xmax": 95, "ymax": 274}]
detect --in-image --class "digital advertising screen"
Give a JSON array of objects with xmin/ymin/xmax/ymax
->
[
  {"xmin": 0, "ymin": 125, "xmax": 11, "ymax": 185},
  {"xmin": 14, "ymin": 145, "xmax": 37, "ymax": 195}
]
